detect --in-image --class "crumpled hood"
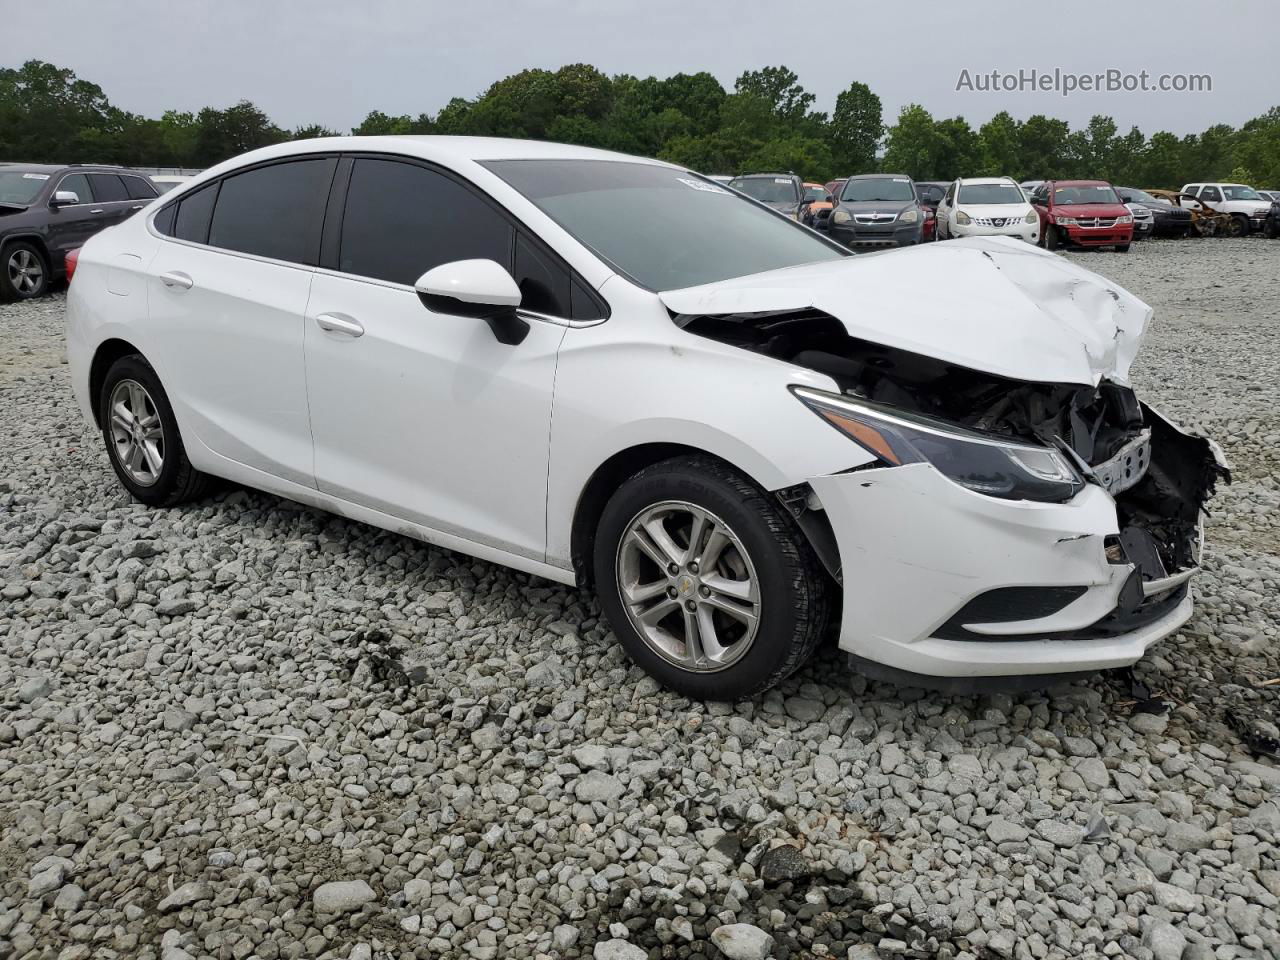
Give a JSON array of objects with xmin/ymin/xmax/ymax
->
[{"xmin": 660, "ymin": 236, "xmax": 1150, "ymax": 386}]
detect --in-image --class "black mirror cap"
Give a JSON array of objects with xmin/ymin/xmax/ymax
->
[{"xmin": 417, "ymin": 292, "xmax": 529, "ymax": 345}]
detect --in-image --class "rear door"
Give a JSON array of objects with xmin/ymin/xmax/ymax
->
[
  {"xmin": 303, "ymin": 155, "xmax": 579, "ymax": 561},
  {"xmin": 120, "ymin": 174, "xmax": 160, "ymax": 218},
  {"xmin": 147, "ymin": 156, "xmax": 337, "ymax": 487},
  {"xmin": 86, "ymin": 173, "xmax": 137, "ymax": 227}
]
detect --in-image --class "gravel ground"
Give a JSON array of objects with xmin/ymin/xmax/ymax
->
[{"xmin": 2, "ymin": 237, "xmax": 1278, "ymax": 960}]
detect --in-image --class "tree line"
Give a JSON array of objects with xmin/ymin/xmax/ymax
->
[{"xmin": 2, "ymin": 59, "xmax": 1278, "ymax": 189}]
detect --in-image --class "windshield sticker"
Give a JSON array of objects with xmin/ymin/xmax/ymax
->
[
  {"xmin": 893, "ymin": 177, "xmax": 910, "ymax": 182},
  {"xmin": 22, "ymin": 173, "xmax": 50, "ymax": 180},
  {"xmin": 774, "ymin": 178, "xmax": 791, "ymax": 184},
  {"xmin": 677, "ymin": 177, "xmax": 729, "ymax": 195}
]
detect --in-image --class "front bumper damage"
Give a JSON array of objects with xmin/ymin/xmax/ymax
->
[{"xmin": 805, "ymin": 404, "xmax": 1226, "ymax": 685}]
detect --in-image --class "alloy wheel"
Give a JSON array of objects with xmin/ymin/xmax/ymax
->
[
  {"xmin": 615, "ymin": 500, "xmax": 760, "ymax": 673},
  {"xmin": 108, "ymin": 379, "xmax": 165, "ymax": 486},
  {"xmin": 7, "ymin": 249, "xmax": 44, "ymax": 296}
]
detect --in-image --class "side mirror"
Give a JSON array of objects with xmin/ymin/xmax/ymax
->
[
  {"xmin": 50, "ymin": 191, "xmax": 80, "ymax": 207},
  {"xmin": 414, "ymin": 259, "xmax": 528, "ymax": 345}
]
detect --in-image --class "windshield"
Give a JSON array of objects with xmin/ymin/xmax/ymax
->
[
  {"xmin": 1119, "ymin": 188, "xmax": 1160, "ymax": 204},
  {"xmin": 484, "ymin": 160, "xmax": 846, "ymax": 291},
  {"xmin": 729, "ymin": 176, "xmax": 798, "ymax": 204},
  {"xmin": 841, "ymin": 178, "xmax": 915, "ymax": 203},
  {"xmin": 915, "ymin": 184, "xmax": 945, "ymax": 204},
  {"xmin": 803, "ymin": 184, "xmax": 827, "ymax": 201},
  {"xmin": 957, "ymin": 182, "xmax": 1025, "ymax": 205},
  {"xmin": 1054, "ymin": 184, "xmax": 1120, "ymax": 205},
  {"xmin": 1222, "ymin": 185, "xmax": 1262, "ymax": 201},
  {"xmin": 0, "ymin": 170, "xmax": 50, "ymax": 205}
]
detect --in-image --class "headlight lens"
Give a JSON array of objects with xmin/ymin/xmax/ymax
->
[
  {"xmin": 1056, "ymin": 216, "xmax": 1077, "ymax": 226},
  {"xmin": 1024, "ymin": 210, "xmax": 1037, "ymax": 224},
  {"xmin": 832, "ymin": 209, "xmax": 852, "ymax": 224},
  {"xmin": 793, "ymin": 387, "xmax": 1084, "ymax": 503},
  {"xmin": 900, "ymin": 209, "xmax": 919, "ymax": 223},
  {"xmin": 955, "ymin": 211, "xmax": 972, "ymax": 225},
  {"xmin": 1117, "ymin": 215, "xmax": 1133, "ymax": 224}
]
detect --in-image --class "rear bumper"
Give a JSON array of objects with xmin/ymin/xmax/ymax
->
[{"xmin": 809, "ymin": 462, "xmax": 1203, "ymax": 680}]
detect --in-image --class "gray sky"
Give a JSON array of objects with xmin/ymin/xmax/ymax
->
[{"xmin": 3, "ymin": 0, "xmax": 1272, "ymax": 136}]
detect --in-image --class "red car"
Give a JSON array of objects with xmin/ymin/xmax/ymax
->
[{"xmin": 1030, "ymin": 180, "xmax": 1134, "ymax": 252}]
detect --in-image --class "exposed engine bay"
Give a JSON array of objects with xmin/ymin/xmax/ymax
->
[{"xmin": 678, "ymin": 308, "xmax": 1229, "ymax": 577}]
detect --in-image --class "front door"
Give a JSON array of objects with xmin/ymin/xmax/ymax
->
[{"xmin": 303, "ymin": 156, "xmax": 568, "ymax": 561}]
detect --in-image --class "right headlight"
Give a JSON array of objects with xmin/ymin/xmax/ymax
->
[
  {"xmin": 793, "ymin": 387, "xmax": 1084, "ymax": 503},
  {"xmin": 832, "ymin": 209, "xmax": 852, "ymax": 224},
  {"xmin": 955, "ymin": 210, "xmax": 972, "ymax": 225}
]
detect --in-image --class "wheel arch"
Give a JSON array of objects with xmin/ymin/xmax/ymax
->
[
  {"xmin": 568, "ymin": 441, "xmax": 841, "ymax": 589},
  {"xmin": 89, "ymin": 338, "xmax": 148, "ymax": 426},
  {"xmin": 1, "ymin": 232, "xmax": 53, "ymax": 268}
]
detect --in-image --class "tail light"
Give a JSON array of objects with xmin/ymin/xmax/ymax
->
[{"xmin": 65, "ymin": 248, "xmax": 81, "ymax": 283}]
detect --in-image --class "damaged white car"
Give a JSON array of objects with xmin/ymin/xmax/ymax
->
[{"xmin": 66, "ymin": 138, "xmax": 1227, "ymax": 699}]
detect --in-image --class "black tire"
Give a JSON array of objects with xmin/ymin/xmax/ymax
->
[
  {"xmin": 1042, "ymin": 226, "xmax": 1059, "ymax": 250},
  {"xmin": 1116, "ymin": 244, "xmax": 1131, "ymax": 253},
  {"xmin": 1228, "ymin": 215, "xmax": 1249, "ymax": 238},
  {"xmin": 593, "ymin": 456, "xmax": 832, "ymax": 700},
  {"xmin": 1, "ymin": 240, "xmax": 50, "ymax": 302},
  {"xmin": 98, "ymin": 354, "xmax": 214, "ymax": 507}
]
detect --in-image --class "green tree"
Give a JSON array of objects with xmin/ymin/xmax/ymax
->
[
  {"xmin": 829, "ymin": 81, "xmax": 881, "ymax": 174},
  {"xmin": 882, "ymin": 104, "xmax": 938, "ymax": 178},
  {"xmin": 0, "ymin": 60, "xmax": 122, "ymax": 162},
  {"xmin": 1018, "ymin": 114, "xmax": 1073, "ymax": 179},
  {"xmin": 977, "ymin": 111, "xmax": 1022, "ymax": 177},
  {"xmin": 192, "ymin": 101, "xmax": 286, "ymax": 166},
  {"xmin": 351, "ymin": 110, "xmax": 433, "ymax": 136},
  {"xmin": 734, "ymin": 66, "xmax": 814, "ymax": 125}
]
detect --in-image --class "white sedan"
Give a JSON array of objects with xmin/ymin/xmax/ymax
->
[
  {"xmin": 66, "ymin": 137, "xmax": 1225, "ymax": 698},
  {"xmin": 936, "ymin": 177, "xmax": 1040, "ymax": 243}
]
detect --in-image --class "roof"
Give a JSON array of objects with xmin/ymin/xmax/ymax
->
[
  {"xmin": 283, "ymin": 135, "xmax": 674, "ymax": 166},
  {"xmin": 731, "ymin": 172, "xmax": 796, "ymax": 179},
  {"xmin": 956, "ymin": 176, "xmax": 1017, "ymax": 185},
  {"xmin": 847, "ymin": 173, "xmax": 912, "ymax": 181}
]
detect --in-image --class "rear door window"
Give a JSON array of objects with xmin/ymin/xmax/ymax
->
[
  {"xmin": 338, "ymin": 157, "xmax": 514, "ymax": 286},
  {"xmin": 207, "ymin": 158, "xmax": 336, "ymax": 265},
  {"xmin": 123, "ymin": 175, "xmax": 159, "ymax": 200},
  {"xmin": 88, "ymin": 174, "xmax": 129, "ymax": 202}
]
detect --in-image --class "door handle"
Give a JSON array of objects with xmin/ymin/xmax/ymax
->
[
  {"xmin": 132, "ymin": 205, "xmax": 144, "ymax": 211},
  {"xmin": 89, "ymin": 208, "xmax": 104, "ymax": 215},
  {"xmin": 159, "ymin": 271, "xmax": 193, "ymax": 290},
  {"xmin": 315, "ymin": 313, "xmax": 364, "ymax": 338}
]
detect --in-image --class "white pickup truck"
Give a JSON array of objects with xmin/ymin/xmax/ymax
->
[{"xmin": 1180, "ymin": 183, "xmax": 1273, "ymax": 235}]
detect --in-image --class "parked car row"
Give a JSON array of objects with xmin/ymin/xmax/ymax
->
[
  {"xmin": 720, "ymin": 169, "xmax": 1280, "ymax": 254},
  {"xmin": 0, "ymin": 162, "xmax": 188, "ymax": 301}
]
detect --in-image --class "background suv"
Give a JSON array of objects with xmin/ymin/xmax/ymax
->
[
  {"xmin": 934, "ymin": 177, "xmax": 1038, "ymax": 243},
  {"xmin": 0, "ymin": 163, "xmax": 159, "ymax": 300},
  {"xmin": 727, "ymin": 173, "xmax": 808, "ymax": 220},
  {"xmin": 1030, "ymin": 180, "xmax": 1134, "ymax": 252},
  {"xmin": 827, "ymin": 174, "xmax": 923, "ymax": 248}
]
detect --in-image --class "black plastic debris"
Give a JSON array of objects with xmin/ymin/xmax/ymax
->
[
  {"xmin": 1083, "ymin": 806, "xmax": 1112, "ymax": 844},
  {"xmin": 1225, "ymin": 710, "xmax": 1280, "ymax": 760},
  {"xmin": 1109, "ymin": 665, "xmax": 1172, "ymax": 716}
]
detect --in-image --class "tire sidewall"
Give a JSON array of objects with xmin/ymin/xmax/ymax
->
[
  {"xmin": 2, "ymin": 241, "xmax": 49, "ymax": 301},
  {"xmin": 98, "ymin": 355, "xmax": 191, "ymax": 506},
  {"xmin": 594, "ymin": 464, "xmax": 817, "ymax": 700}
]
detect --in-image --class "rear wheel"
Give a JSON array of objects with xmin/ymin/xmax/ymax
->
[
  {"xmin": 98, "ymin": 354, "xmax": 214, "ymax": 506},
  {"xmin": 1, "ymin": 241, "xmax": 49, "ymax": 301},
  {"xmin": 593, "ymin": 456, "xmax": 832, "ymax": 700}
]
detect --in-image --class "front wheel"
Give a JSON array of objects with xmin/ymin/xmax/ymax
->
[
  {"xmin": 1042, "ymin": 226, "xmax": 1059, "ymax": 250},
  {"xmin": 98, "ymin": 354, "xmax": 214, "ymax": 506},
  {"xmin": 1227, "ymin": 215, "xmax": 1249, "ymax": 238},
  {"xmin": 593, "ymin": 457, "xmax": 832, "ymax": 700},
  {"xmin": 1115, "ymin": 244, "xmax": 1131, "ymax": 253}
]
